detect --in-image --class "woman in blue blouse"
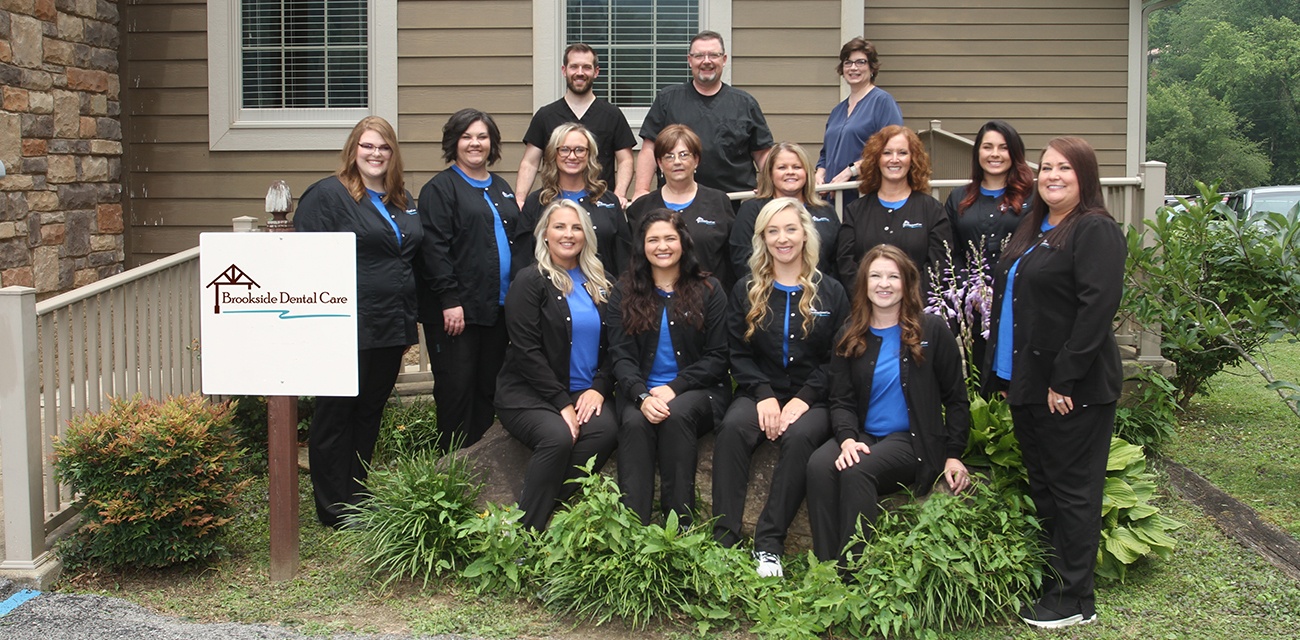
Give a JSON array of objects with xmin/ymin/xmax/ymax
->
[
  {"xmin": 816, "ymin": 38, "xmax": 904, "ymax": 207},
  {"xmin": 417, "ymin": 109, "xmax": 529, "ymax": 451},
  {"xmin": 294, "ymin": 116, "xmax": 421, "ymax": 528},
  {"xmin": 807, "ymin": 244, "xmax": 971, "ymax": 565},
  {"xmin": 608, "ymin": 209, "xmax": 731, "ymax": 526},
  {"xmin": 496, "ymin": 199, "xmax": 619, "ymax": 530}
]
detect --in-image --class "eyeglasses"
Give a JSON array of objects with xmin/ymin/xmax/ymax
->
[
  {"xmin": 688, "ymin": 52, "xmax": 725, "ymax": 61},
  {"xmin": 843, "ymin": 59, "xmax": 871, "ymax": 68},
  {"xmin": 358, "ymin": 142, "xmax": 393, "ymax": 155},
  {"xmin": 557, "ymin": 146, "xmax": 588, "ymax": 158},
  {"xmin": 660, "ymin": 151, "xmax": 693, "ymax": 162}
]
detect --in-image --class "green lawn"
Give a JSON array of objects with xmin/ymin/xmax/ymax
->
[{"xmin": 1165, "ymin": 343, "xmax": 1300, "ymax": 538}]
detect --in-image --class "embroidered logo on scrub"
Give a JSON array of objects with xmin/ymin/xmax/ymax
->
[
  {"xmin": 696, "ymin": 217, "xmax": 716, "ymax": 226},
  {"xmin": 902, "ymin": 221, "xmax": 923, "ymax": 229}
]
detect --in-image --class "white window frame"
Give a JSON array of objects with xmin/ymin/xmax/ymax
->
[
  {"xmin": 533, "ymin": 0, "xmax": 732, "ymax": 135},
  {"xmin": 207, "ymin": 0, "xmax": 397, "ymax": 151}
]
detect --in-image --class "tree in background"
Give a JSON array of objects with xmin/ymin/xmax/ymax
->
[{"xmin": 1149, "ymin": 0, "xmax": 1300, "ymax": 188}]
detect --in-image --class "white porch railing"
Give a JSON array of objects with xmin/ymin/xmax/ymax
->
[{"xmin": 1, "ymin": 246, "xmax": 202, "ymax": 575}]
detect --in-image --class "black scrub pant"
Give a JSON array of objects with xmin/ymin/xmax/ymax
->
[
  {"xmin": 309, "ymin": 344, "xmax": 406, "ymax": 528},
  {"xmin": 1012, "ymin": 401, "xmax": 1115, "ymax": 620},
  {"xmin": 500, "ymin": 395, "xmax": 619, "ymax": 531},
  {"xmin": 711, "ymin": 398, "xmax": 832, "ymax": 554},
  {"xmin": 805, "ymin": 431, "xmax": 918, "ymax": 564},
  {"xmin": 424, "ymin": 316, "xmax": 507, "ymax": 452},
  {"xmin": 618, "ymin": 388, "xmax": 716, "ymax": 527}
]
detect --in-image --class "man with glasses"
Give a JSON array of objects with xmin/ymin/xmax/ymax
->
[
  {"xmin": 517, "ymin": 43, "xmax": 637, "ymax": 208},
  {"xmin": 633, "ymin": 30, "xmax": 773, "ymax": 207}
]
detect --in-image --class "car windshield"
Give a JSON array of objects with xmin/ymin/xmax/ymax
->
[{"xmin": 1250, "ymin": 193, "xmax": 1300, "ymax": 215}]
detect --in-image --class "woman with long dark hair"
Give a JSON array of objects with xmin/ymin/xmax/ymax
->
[
  {"xmin": 835, "ymin": 125, "xmax": 952, "ymax": 295},
  {"xmin": 496, "ymin": 200, "xmax": 619, "ymax": 530},
  {"xmin": 626, "ymin": 125, "xmax": 736, "ymax": 290},
  {"xmin": 295, "ymin": 116, "xmax": 421, "ymax": 528},
  {"xmin": 984, "ymin": 137, "xmax": 1125, "ymax": 629},
  {"xmin": 417, "ymin": 108, "xmax": 528, "ymax": 450},
  {"xmin": 807, "ymin": 245, "xmax": 970, "ymax": 564},
  {"xmin": 944, "ymin": 120, "xmax": 1034, "ymax": 273},
  {"xmin": 608, "ymin": 209, "xmax": 730, "ymax": 526},
  {"xmin": 520, "ymin": 123, "xmax": 632, "ymax": 278},
  {"xmin": 729, "ymin": 142, "xmax": 840, "ymax": 282},
  {"xmin": 712, "ymin": 197, "xmax": 848, "ymax": 577}
]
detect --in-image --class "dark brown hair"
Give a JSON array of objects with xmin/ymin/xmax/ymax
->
[
  {"xmin": 958, "ymin": 120, "xmax": 1034, "ymax": 216},
  {"xmin": 1001, "ymin": 136, "xmax": 1112, "ymax": 263},
  {"xmin": 440, "ymin": 108, "xmax": 502, "ymax": 166},
  {"xmin": 618, "ymin": 209, "xmax": 712, "ymax": 334},
  {"xmin": 837, "ymin": 244, "xmax": 924, "ymax": 364},
  {"xmin": 837, "ymin": 37, "xmax": 881, "ymax": 82},
  {"xmin": 564, "ymin": 42, "xmax": 599, "ymax": 66}
]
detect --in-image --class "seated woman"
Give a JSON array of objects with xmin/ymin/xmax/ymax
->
[
  {"xmin": 626, "ymin": 124, "xmax": 736, "ymax": 291},
  {"xmin": 712, "ymin": 197, "xmax": 849, "ymax": 578},
  {"xmin": 520, "ymin": 123, "xmax": 632, "ymax": 279},
  {"xmin": 608, "ymin": 209, "xmax": 731, "ymax": 527},
  {"xmin": 807, "ymin": 244, "xmax": 971, "ymax": 565},
  {"xmin": 729, "ymin": 142, "xmax": 840, "ymax": 282},
  {"xmin": 495, "ymin": 199, "xmax": 619, "ymax": 531}
]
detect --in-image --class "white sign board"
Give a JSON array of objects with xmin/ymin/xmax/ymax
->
[{"xmin": 200, "ymin": 232, "xmax": 358, "ymax": 396}]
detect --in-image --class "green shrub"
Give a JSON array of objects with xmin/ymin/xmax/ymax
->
[
  {"xmin": 341, "ymin": 449, "xmax": 480, "ymax": 587},
  {"xmin": 1096, "ymin": 438, "xmax": 1185, "ymax": 581},
  {"xmin": 226, "ymin": 395, "xmax": 315, "ymax": 473},
  {"xmin": 458, "ymin": 502, "xmax": 537, "ymax": 596},
  {"xmin": 373, "ymin": 397, "xmax": 442, "ymax": 464},
  {"xmin": 52, "ymin": 394, "xmax": 250, "ymax": 568},
  {"xmin": 536, "ymin": 468, "xmax": 748, "ymax": 630},
  {"xmin": 1115, "ymin": 365, "xmax": 1180, "ymax": 453}
]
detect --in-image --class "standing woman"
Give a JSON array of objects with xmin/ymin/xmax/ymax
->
[
  {"xmin": 417, "ymin": 108, "xmax": 528, "ymax": 451},
  {"xmin": 626, "ymin": 125, "xmax": 736, "ymax": 290},
  {"xmin": 983, "ymin": 137, "xmax": 1125, "ymax": 629},
  {"xmin": 496, "ymin": 200, "xmax": 619, "ymax": 530},
  {"xmin": 608, "ymin": 209, "xmax": 731, "ymax": 526},
  {"xmin": 944, "ymin": 120, "xmax": 1034, "ymax": 274},
  {"xmin": 712, "ymin": 197, "xmax": 849, "ymax": 577},
  {"xmin": 835, "ymin": 125, "xmax": 952, "ymax": 294},
  {"xmin": 295, "ymin": 116, "xmax": 421, "ymax": 528},
  {"xmin": 815, "ymin": 38, "xmax": 904, "ymax": 207},
  {"xmin": 520, "ymin": 123, "xmax": 632, "ymax": 279},
  {"xmin": 806, "ymin": 245, "xmax": 971, "ymax": 565},
  {"xmin": 729, "ymin": 142, "xmax": 840, "ymax": 282}
]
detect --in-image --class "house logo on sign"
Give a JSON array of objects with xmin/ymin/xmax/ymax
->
[{"xmin": 207, "ymin": 264, "xmax": 260, "ymax": 314}]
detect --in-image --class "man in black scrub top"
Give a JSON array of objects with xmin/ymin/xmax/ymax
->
[
  {"xmin": 517, "ymin": 43, "xmax": 638, "ymax": 208},
  {"xmin": 633, "ymin": 30, "xmax": 773, "ymax": 207}
]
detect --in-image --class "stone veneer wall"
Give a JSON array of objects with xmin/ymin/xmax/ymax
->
[{"xmin": 0, "ymin": 0, "xmax": 123, "ymax": 295}]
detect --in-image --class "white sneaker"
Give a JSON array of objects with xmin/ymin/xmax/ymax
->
[{"xmin": 754, "ymin": 551, "xmax": 783, "ymax": 578}]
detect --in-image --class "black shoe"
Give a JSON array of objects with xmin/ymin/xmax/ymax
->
[{"xmin": 1019, "ymin": 601, "xmax": 1095, "ymax": 629}]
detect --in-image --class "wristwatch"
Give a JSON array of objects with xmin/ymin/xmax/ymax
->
[{"xmin": 636, "ymin": 392, "xmax": 651, "ymax": 407}]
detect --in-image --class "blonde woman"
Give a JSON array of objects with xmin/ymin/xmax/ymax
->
[
  {"xmin": 712, "ymin": 197, "xmax": 849, "ymax": 577},
  {"xmin": 496, "ymin": 199, "xmax": 618, "ymax": 530},
  {"xmin": 730, "ymin": 142, "xmax": 841, "ymax": 281},
  {"xmin": 520, "ymin": 123, "xmax": 632, "ymax": 278}
]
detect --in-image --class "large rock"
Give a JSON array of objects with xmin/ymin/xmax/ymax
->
[{"xmin": 454, "ymin": 423, "xmax": 813, "ymax": 552}]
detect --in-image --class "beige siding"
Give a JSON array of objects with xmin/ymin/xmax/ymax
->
[{"xmin": 865, "ymin": 0, "xmax": 1131, "ymax": 176}]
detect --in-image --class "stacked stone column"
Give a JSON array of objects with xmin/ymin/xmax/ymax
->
[{"xmin": 1, "ymin": 0, "xmax": 123, "ymax": 294}]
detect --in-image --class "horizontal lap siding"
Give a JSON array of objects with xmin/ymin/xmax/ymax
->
[
  {"xmin": 123, "ymin": 0, "xmax": 533, "ymax": 265},
  {"xmin": 865, "ymin": 0, "xmax": 1131, "ymax": 177}
]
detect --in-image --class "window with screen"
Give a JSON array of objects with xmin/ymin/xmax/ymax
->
[
  {"xmin": 241, "ymin": 0, "xmax": 369, "ymax": 109},
  {"xmin": 566, "ymin": 0, "xmax": 700, "ymax": 109}
]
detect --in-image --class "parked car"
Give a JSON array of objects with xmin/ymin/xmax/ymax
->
[{"xmin": 1225, "ymin": 185, "xmax": 1300, "ymax": 218}]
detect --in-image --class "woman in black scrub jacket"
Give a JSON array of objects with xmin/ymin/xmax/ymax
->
[
  {"xmin": 496, "ymin": 199, "xmax": 619, "ymax": 530},
  {"xmin": 984, "ymin": 137, "xmax": 1125, "ymax": 630},
  {"xmin": 712, "ymin": 197, "xmax": 848, "ymax": 578},
  {"xmin": 417, "ymin": 108, "xmax": 528, "ymax": 451},
  {"xmin": 519, "ymin": 122, "xmax": 632, "ymax": 279},
  {"xmin": 626, "ymin": 125, "xmax": 736, "ymax": 291},
  {"xmin": 608, "ymin": 208, "xmax": 730, "ymax": 526},
  {"xmin": 835, "ymin": 125, "xmax": 952, "ymax": 295},
  {"xmin": 807, "ymin": 244, "xmax": 970, "ymax": 565},
  {"xmin": 294, "ymin": 116, "xmax": 421, "ymax": 528},
  {"xmin": 729, "ymin": 142, "xmax": 840, "ymax": 282}
]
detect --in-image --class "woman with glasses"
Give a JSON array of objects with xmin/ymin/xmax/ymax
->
[
  {"xmin": 816, "ymin": 38, "xmax": 904, "ymax": 207},
  {"xmin": 730, "ymin": 142, "xmax": 840, "ymax": 282},
  {"xmin": 627, "ymin": 124, "xmax": 736, "ymax": 290},
  {"xmin": 294, "ymin": 116, "xmax": 421, "ymax": 529},
  {"xmin": 417, "ymin": 108, "xmax": 528, "ymax": 451},
  {"xmin": 520, "ymin": 123, "xmax": 632, "ymax": 278}
]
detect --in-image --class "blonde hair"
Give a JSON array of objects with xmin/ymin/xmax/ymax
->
[
  {"xmin": 744, "ymin": 197, "xmax": 821, "ymax": 342},
  {"xmin": 538, "ymin": 123, "xmax": 607, "ymax": 206},
  {"xmin": 755, "ymin": 142, "xmax": 826, "ymax": 207},
  {"xmin": 533, "ymin": 199, "xmax": 610, "ymax": 303}
]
